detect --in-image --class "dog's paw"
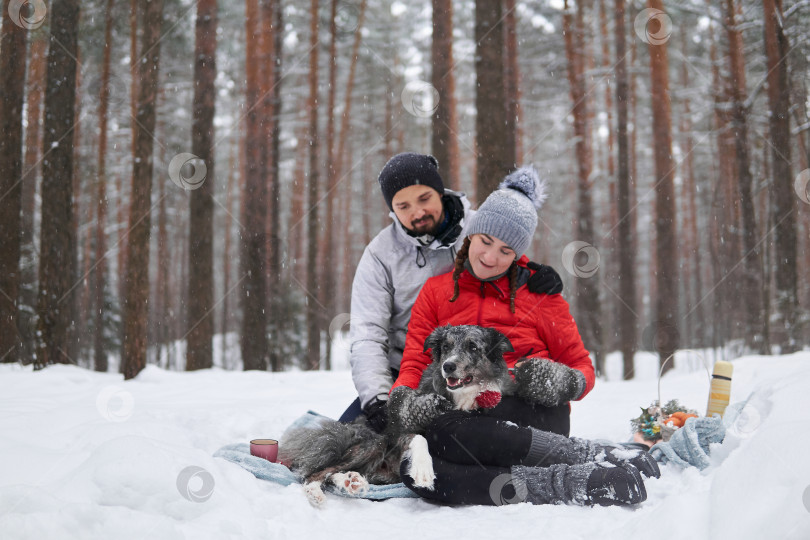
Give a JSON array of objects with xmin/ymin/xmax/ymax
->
[
  {"xmin": 330, "ymin": 471, "xmax": 369, "ymax": 496},
  {"xmin": 407, "ymin": 435, "xmax": 436, "ymax": 490},
  {"xmin": 304, "ymin": 481, "xmax": 327, "ymax": 507}
]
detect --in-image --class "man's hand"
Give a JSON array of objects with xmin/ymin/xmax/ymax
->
[
  {"xmin": 363, "ymin": 398, "xmax": 389, "ymax": 433},
  {"xmin": 388, "ymin": 386, "xmax": 453, "ymax": 434},
  {"xmin": 514, "ymin": 358, "xmax": 584, "ymax": 407},
  {"xmin": 526, "ymin": 262, "xmax": 563, "ymax": 295}
]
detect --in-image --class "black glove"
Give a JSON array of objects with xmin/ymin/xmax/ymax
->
[
  {"xmin": 514, "ymin": 358, "xmax": 584, "ymax": 407},
  {"xmin": 388, "ymin": 386, "xmax": 453, "ymax": 434},
  {"xmin": 363, "ymin": 398, "xmax": 389, "ymax": 434},
  {"xmin": 526, "ymin": 262, "xmax": 563, "ymax": 295}
]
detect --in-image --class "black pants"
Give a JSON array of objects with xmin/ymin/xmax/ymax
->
[{"xmin": 400, "ymin": 396, "xmax": 570, "ymax": 505}]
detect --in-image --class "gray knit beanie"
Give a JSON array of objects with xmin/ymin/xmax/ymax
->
[
  {"xmin": 466, "ymin": 166, "xmax": 548, "ymax": 257},
  {"xmin": 377, "ymin": 153, "xmax": 445, "ymax": 210}
]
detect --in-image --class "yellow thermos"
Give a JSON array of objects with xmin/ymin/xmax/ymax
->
[{"xmin": 706, "ymin": 361, "xmax": 733, "ymax": 418}]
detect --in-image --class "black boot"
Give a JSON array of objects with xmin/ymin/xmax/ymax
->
[{"xmin": 585, "ymin": 463, "xmax": 647, "ymax": 506}]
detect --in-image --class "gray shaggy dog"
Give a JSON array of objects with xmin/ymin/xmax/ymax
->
[{"xmin": 279, "ymin": 325, "xmax": 514, "ymax": 507}]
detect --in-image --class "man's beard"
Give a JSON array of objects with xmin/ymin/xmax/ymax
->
[{"xmin": 409, "ymin": 215, "xmax": 441, "ymax": 236}]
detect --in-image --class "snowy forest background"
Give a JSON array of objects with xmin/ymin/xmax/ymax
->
[{"xmin": 0, "ymin": 0, "xmax": 808, "ymax": 379}]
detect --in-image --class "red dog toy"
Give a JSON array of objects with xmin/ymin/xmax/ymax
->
[{"xmin": 475, "ymin": 390, "xmax": 502, "ymax": 409}]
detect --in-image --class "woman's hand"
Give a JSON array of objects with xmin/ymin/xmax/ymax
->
[
  {"xmin": 388, "ymin": 386, "xmax": 454, "ymax": 434},
  {"xmin": 513, "ymin": 358, "xmax": 585, "ymax": 407}
]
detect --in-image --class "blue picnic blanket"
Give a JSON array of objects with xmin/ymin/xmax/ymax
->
[{"xmin": 213, "ymin": 411, "xmax": 418, "ymax": 500}]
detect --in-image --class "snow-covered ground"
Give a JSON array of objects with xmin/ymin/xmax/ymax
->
[{"xmin": 1, "ymin": 350, "xmax": 809, "ymax": 540}]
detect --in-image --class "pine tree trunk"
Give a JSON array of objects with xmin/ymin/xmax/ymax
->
[
  {"xmin": 599, "ymin": 0, "xmax": 614, "ymax": 179},
  {"xmin": 266, "ymin": 0, "xmax": 283, "ymax": 371},
  {"xmin": 68, "ymin": 52, "xmax": 84, "ymax": 367},
  {"xmin": 34, "ymin": 0, "xmax": 81, "ymax": 369},
  {"xmin": 129, "ymin": 0, "xmax": 139, "ymax": 124},
  {"xmin": 0, "ymin": 0, "xmax": 29, "ymax": 364},
  {"xmin": 155, "ymin": 178, "xmax": 169, "ymax": 366},
  {"xmin": 305, "ymin": 0, "xmax": 322, "ymax": 370},
  {"xmin": 121, "ymin": 0, "xmax": 164, "ymax": 379},
  {"xmin": 723, "ymin": 0, "xmax": 766, "ymax": 353},
  {"xmin": 613, "ymin": 0, "xmax": 637, "ymax": 379},
  {"xmin": 762, "ymin": 0, "xmax": 798, "ymax": 352},
  {"xmin": 708, "ymin": 21, "xmax": 734, "ymax": 350},
  {"xmin": 289, "ymin": 120, "xmax": 307, "ymax": 279},
  {"xmin": 186, "ymin": 0, "xmax": 217, "ymax": 371},
  {"xmin": 647, "ymin": 0, "xmax": 679, "ymax": 373},
  {"xmin": 322, "ymin": 0, "xmax": 339, "ymax": 372},
  {"xmin": 503, "ymin": 0, "xmax": 522, "ymax": 167},
  {"xmin": 563, "ymin": 0, "xmax": 604, "ymax": 376},
  {"xmin": 91, "ymin": 0, "xmax": 115, "ymax": 372},
  {"xmin": 431, "ymin": 0, "xmax": 460, "ymax": 187},
  {"xmin": 259, "ymin": 0, "xmax": 274, "ymax": 369},
  {"xmin": 240, "ymin": 0, "xmax": 268, "ymax": 370},
  {"xmin": 677, "ymin": 30, "xmax": 705, "ymax": 350},
  {"xmin": 322, "ymin": 0, "xmax": 368, "ymax": 369},
  {"xmin": 475, "ymin": 0, "xmax": 509, "ymax": 196},
  {"xmin": 18, "ymin": 31, "xmax": 48, "ymax": 365}
]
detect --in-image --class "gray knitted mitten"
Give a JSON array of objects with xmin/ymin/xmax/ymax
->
[
  {"xmin": 510, "ymin": 463, "xmax": 595, "ymax": 505},
  {"xmin": 511, "ymin": 462, "xmax": 647, "ymax": 506},
  {"xmin": 513, "ymin": 358, "xmax": 585, "ymax": 407},
  {"xmin": 387, "ymin": 385, "xmax": 453, "ymax": 434},
  {"xmin": 522, "ymin": 429, "xmax": 580, "ymax": 466}
]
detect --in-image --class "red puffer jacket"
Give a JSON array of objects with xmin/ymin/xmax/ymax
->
[{"xmin": 391, "ymin": 256, "xmax": 595, "ymax": 400}]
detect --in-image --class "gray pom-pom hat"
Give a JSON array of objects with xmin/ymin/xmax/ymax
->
[{"xmin": 466, "ymin": 166, "xmax": 548, "ymax": 257}]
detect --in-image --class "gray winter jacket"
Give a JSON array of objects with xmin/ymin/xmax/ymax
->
[{"xmin": 349, "ymin": 190, "xmax": 473, "ymax": 409}]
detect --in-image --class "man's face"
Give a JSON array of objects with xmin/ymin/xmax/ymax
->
[{"xmin": 391, "ymin": 185, "xmax": 445, "ymax": 236}]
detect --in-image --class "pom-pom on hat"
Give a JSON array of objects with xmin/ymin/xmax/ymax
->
[
  {"xmin": 466, "ymin": 166, "xmax": 548, "ymax": 257},
  {"xmin": 377, "ymin": 152, "xmax": 446, "ymax": 210}
]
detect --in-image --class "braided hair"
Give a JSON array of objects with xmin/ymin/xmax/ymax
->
[{"xmin": 449, "ymin": 236, "xmax": 520, "ymax": 314}]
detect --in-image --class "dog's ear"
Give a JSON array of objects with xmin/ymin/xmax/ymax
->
[
  {"xmin": 486, "ymin": 328, "xmax": 514, "ymax": 359},
  {"xmin": 423, "ymin": 325, "xmax": 450, "ymax": 354}
]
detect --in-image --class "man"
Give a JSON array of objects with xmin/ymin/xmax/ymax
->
[{"xmin": 342, "ymin": 152, "xmax": 562, "ymax": 431}]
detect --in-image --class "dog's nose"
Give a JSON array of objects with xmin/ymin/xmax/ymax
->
[{"xmin": 443, "ymin": 361, "xmax": 456, "ymax": 374}]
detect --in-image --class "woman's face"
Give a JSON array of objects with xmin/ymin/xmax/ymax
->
[{"xmin": 467, "ymin": 234, "xmax": 516, "ymax": 280}]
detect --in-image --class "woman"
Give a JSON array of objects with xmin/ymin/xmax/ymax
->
[{"xmin": 388, "ymin": 167, "xmax": 658, "ymax": 507}]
